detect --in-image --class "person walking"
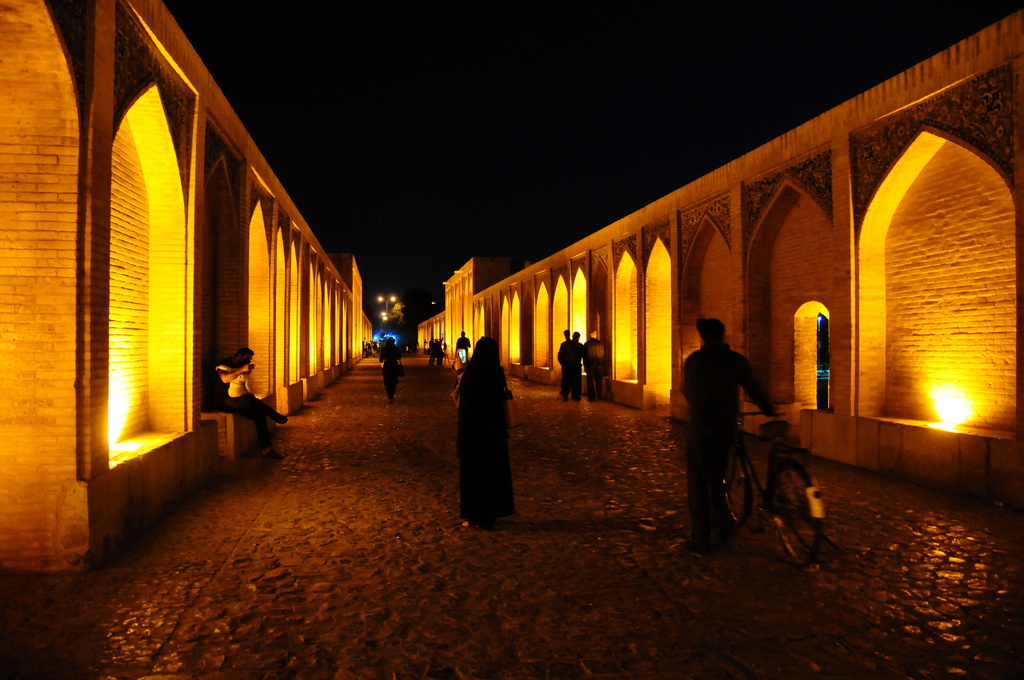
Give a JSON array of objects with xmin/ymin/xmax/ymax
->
[
  {"xmin": 583, "ymin": 330, "xmax": 606, "ymax": 401},
  {"xmin": 682, "ymin": 318, "xmax": 777, "ymax": 554},
  {"xmin": 379, "ymin": 336, "xmax": 403, "ymax": 404},
  {"xmin": 455, "ymin": 336, "xmax": 515, "ymax": 530},
  {"xmin": 216, "ymin": 347, "xmax": 288, "ymax": 459}
]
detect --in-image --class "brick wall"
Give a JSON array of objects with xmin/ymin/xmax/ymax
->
[
  {"xmin": 885, "ymin": 141, "xmax": 1015, "ymax": 430},
  {"xmin": 109, "ymin": 118, "xmax": 151, "ymax": 441},
  {"xmin": 0, "ymin": 1, "xmax": 81, "ymax": 568}
]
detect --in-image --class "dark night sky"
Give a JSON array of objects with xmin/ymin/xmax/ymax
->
[{"xmin": 162, "ymin": 2, "xmax": 1021, "ymax": 310}]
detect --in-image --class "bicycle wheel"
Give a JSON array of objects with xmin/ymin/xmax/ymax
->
[
  {"xmin": 724, "ymin": 445, "xmax": 754, "ymax": 528},
  {"xmin": 770, "ymin": 459, "xmax": 823, "ymax": 566}
]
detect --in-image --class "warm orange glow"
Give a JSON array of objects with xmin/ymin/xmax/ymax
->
[
  {"xmin": 930, "ymin": 384, "xmax": 973, "ymax": 429},
  {"xmin": 859, "ymin": 131, "xmax": 1015, "ymax": 431},
  {"xmin": 510, "ymin": 291, "xmax": 521, "ymax": 363},
  {"xmin": 645, "ymin": 239, "xmax": 671, "ymax": 399},
  {"xmin": 535, "ymin": 283, "xmax": 551, "ymax": 367},
  {"xmin": 794, "ymin": 302, "xmax": 828, "ymax": 410},
  {"xmin": 614, "ymin": 253, "xmax": 638, "ymax": 380},
  {"xmin": 108, "ymin": 85, "xmax": 186, "ymax": 448},
  {"xmin": 552, "ymin": 276, "xmax": 568, "ymax": 350},
  {"xmin": 571, "ymin": 268, "xmax": 587, "ymax": 339},
  {"xmin": 248, "ymin": 203, "xmax": 271, "ymax": 397},
  {"xmin": 289, "ymin": 243, "xmax": 300, "ymax": 381}
]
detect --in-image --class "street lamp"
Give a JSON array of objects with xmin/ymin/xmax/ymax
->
[{"xmin": 377, "ymin": 294, "xmax": 396, "ymax": 336}]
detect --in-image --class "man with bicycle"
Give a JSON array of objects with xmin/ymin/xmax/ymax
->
[{"xmin": 683, "ymin": 318, "xmax": 777, "ymax": 554}]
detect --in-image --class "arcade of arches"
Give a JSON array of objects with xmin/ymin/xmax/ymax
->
[
  {"xmin": 2, "ymin": 2, "xmax": 1023, "ymax": 571},
  {"xmin": 0, "ymin": 0, "xmax": 371, "ymax": 570},
  {"xmin": 426, "ymin": 14, "xmax": 1024, "ymax": 515}
]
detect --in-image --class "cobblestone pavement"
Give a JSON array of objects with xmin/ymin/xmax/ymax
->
[{"xmin": 1, "ymin": 356, "xmax": 1022, "ymax": 680}]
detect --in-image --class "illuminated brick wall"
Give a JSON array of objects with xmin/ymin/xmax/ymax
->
[
  {"xmin": 535, "ymin": 283, "xmax": 551, "ymax": 367},
  {"xmin": 748, "ymin": 188, "xmax": 836, "ymax": 405},
  {"xmin": 883, "ymin": 141, "xmax": 1015, "ymax": 430},
  {"xmin": 614, "ymin": 254, "xmax": 638, "ymax": 380},
  {"xmin": 0, "ymin": 0, "xmax": 80, "ymax": 569},
  {"xmin": 645, "ymin": 240, "xmax": 672, "ymax": 394},
  {"xmin": 109, "ymin": 119, "xmax": 152, "ymax": 442}
]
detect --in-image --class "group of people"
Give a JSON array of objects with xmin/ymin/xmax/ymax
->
[
  {"xmin": 215, "ymin": 317, "xmax": 776, "ymax": 554},
  {"xmin": 427, "ymin": 338, "xmax": 447, "ymax": 366},
  {"xmin": 557, "ymin": 330, "xmax": 606, "ymax": 401}
]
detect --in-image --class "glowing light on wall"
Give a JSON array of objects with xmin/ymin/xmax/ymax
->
[
  {"xmin": 571, "ymin": 268, "xmax": 587, "ymax": 339},
  {"xmin": 535, "ymin": 283, "xmax": 550, "ymax": 367},
  {"xmin": 108, "ymin": 85, "xmax": 186, "ymax": 448},
  {"xmin": 614, "ymin": 253, "xmax": 638, "ymax": 380},
  {"xmin": 552, "ymin": 276, "xmax": 568, "ymax": 351},
  {"xmin": 289, "ymin": 242, "xmax": 300, "ymax": 381},
  {"xmin": 510, "ymin": 291, "xmax": 521, "ymax": 363},
  {"xmin": 929, "ymin": 384, "xmax": 973, "ymax": 430},
  {"xmin": 645, "ymin": 239, "xmax": 671, "ymax": 395}
]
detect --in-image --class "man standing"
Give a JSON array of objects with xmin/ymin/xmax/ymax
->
[
  {"xmin": 682, "ymin": 318, "xmax": 776, "ymax": 554},
  {"xmin": 583, "ymin": 330, "xmax": 606, "ymax": 401},
  {"xmin": 556, "ymin": 330, "xmax": 572, "ymax": 400},
  {"xmin": 558, "ymin": 331, "xmax": 585, "ymax": 401},
  {"xmin": 455, "ymin": 331, "xmax": 471, "ymax": 360}
]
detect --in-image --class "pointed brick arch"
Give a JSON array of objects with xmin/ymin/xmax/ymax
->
[
  {"xmin": 108, "ymin": 85, "xmax": 188, "ymax": 448},
  {"xmin": 859, "ymin": 131, "xmax": 1015, "ymax": 430},
  {"xmin": 247, "ymin": 201, "xmax": 271, "ymax": 397},
  {"xmin": 535, "ymin": 281, "xmax": 551, "ymax": 368},
  {"xmin": 614, "ymin": 252, "xmax": 638, "ymax": 381},
  {"xmin": 680, "ymin": 216, "xmax": 734, "ymax": 361},
  {"xmin": 645, "ymin": 238, "xmax": 672, "ymax": 400},
  {"xmin": 747, "ymin": 181, "xmax": 834, "ymax": 406}
]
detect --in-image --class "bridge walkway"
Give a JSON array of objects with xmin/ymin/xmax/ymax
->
[{"xmin": 1, "ymin": 354, "xmax": 1021, "ymax": 679}]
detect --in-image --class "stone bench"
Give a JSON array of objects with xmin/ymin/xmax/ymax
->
[{"xmin": 199, "ymin": 411, "xmax": 260, "ymax": 459}]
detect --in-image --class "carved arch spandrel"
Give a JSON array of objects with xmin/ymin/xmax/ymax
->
[
  {"xmin": 850, "ymin": 65, "xmax": 1013, "ymax": 234},
  {"xmin": 743, "ymin": 150, "xmax": 832, "ymax": 253}
]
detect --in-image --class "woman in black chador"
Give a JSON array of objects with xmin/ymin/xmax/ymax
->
[
  {"xmin": 456, "ymin": 336, "xmax": 514, "ymax": 529},
  {"xmin": 379, "ymin": 336, "xmax": 403, "ymax": 404}
]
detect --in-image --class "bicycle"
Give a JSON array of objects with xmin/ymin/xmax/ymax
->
[{"xmin": 723, "ymin": 412, "xmax": 826, "ymax": 566}]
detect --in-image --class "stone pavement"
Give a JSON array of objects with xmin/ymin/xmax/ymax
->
[{"xmin": 1, "ymin": 356, "xmax": 1022, "ymax": 680}]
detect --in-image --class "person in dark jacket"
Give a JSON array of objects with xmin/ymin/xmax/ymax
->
[
  {"xmin": 583, "ymin": 331, "xmax": 606, "ymax": 401},
  {"xmin": 682, "ymin": 318, "xmax": 777, "ymax": 553},
  {"xmin": 456, "ymin": 336, "xmax": 515, "ymax": 530},
  {"xmin": 379, "ymin": 337, "xmax": 403, "ymax": 404}
]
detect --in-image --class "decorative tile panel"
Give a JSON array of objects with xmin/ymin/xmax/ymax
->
[{"xmin": 850, "ymin": 65, "xmax": 1014, "ymax": 232}]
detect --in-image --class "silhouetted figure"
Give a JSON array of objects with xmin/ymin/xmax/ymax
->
[
  {"xmin": 583, "ymin": 330, "xmax": 606, "ymax": 401},
  {"xmin": 216, "ymin": 347, "xmax": 287, "ymax": 459},
  {"xmin": 556, "ymin": 330, "xmax": 572, "ymax": 400},
  {"xmin": 456, "ymin": 337, "xmax": 515, "ymax": 530},
  {"xmin": 682, "ymin": 318, "xmax": 776, "ymax": 554},
  {"xmin": 559, "ymin": 331, "xmax": 584, "ymax": 401},
  {"xmin": 455, "ymin": 331, "xmax": 471, "ymax": 361},
  {"xmin": 379, "ymin": 336, "xmax": 403, "ymax": 404}
]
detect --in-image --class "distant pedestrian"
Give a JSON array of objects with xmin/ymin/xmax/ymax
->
[
  {"xmin": 216, "ymin": 347, "xmax": 287, "ymax": 459},
  {"xmin": 558, "ymin": 331, "xmax": 584, "ymax": 401},
  {"xmin": 583, "ymin": 330, "xmax": 606, "ymax": 401},
  {"xmin": 379, "ymin": 337, "xmax": 403, "ymax": 404},
  {"xmin": 455, "ymin": 331, "xmax": 471, "ymax": 362},
  {"xmin": 682, "ymin": 318, "xmax": 776, "ymax": 554},
  {"xmin": 556, "ymin": 330, "xmax": 572, "ymax": 400},
  {"xmin": 456, "ymin": 336, "xmax": 515, "ymax": 530}
]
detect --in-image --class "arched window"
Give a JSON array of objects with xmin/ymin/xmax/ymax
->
[
  {"xmin": 614, "ymin": 253, "xmax": 638, "ymax": 380},
  {"xmin": 860, "ymin": 131, "xmax": 1015, "ymax": 430},
  {"xmin": 108, "ymin": 86, "xmax": 188, "ymax": 453},
  {"xmin": 645, "ymin": 239, "xmax": 671, "ymax": 400},
  {"xmin": 247, "ymin": 203, "xmax": 271, "ymax": 397},
  {"xmin": 571, "ymin": 268, "xmax": 587, "ymax": 339},
  {"xmin": 535, "ymin": 283, "xmax": 551, "ymax": 367}
]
